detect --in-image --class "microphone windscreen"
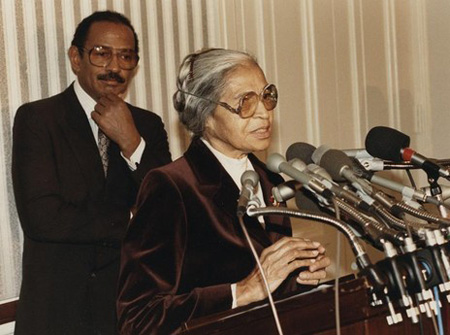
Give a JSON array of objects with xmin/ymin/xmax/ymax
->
[
  {"xmin": 365, "ymin": 126, "xmax": 410, "ymax": 161},
  {"xmin": 241, "ymin": 170, "xmax": 259, "ymax": 186},
  {"xmin": 311, "ymin": 145, "xmax": 331, "ymax": 166},
  {"xmin": 318, "ymin": 149, "xmax": 352, "ymax": 182},
  {"xmin": 286, "ymin": 142, "xmax": 316, "ymax": 164},
  {"xmin": 266, "ymin": 153, "xmax": 285, "ymax": 173}
]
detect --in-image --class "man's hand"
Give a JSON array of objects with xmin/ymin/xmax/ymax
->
[{"xmin": 92, "ymin": 94, "xmax": 141, "ymax": 158}]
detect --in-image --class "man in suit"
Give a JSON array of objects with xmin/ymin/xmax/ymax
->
[{"xmin": 12, "ymin": 11, "xmax": 171, "ymax": 335}]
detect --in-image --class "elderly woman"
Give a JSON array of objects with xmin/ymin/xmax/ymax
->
[{"xmin": 117, "ymin": 48, "xmax": 330, "ymax": 334}]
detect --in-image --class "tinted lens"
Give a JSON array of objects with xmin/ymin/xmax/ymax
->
[
  {"xmin": 239, "ymin": 84, "xmax": 278, "ymax": 118},
  {"xmin": 239, "ymin": 92, "xmax": 259, "ymax": 118},
  {"xmin": 262, "ymin": 84, "xmax": 278, "ymax": 110}
]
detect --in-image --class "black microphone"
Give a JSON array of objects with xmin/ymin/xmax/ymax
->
[
  {"xmin": 365, "ymin": 126, "xmax": 450, "ymax": 179},
  {"xmin": 237, "ymin": 170, "xmax": 259, "ymax": 217},
  {"xmin": 365, "ymin": 126, "xmax": 410, "ymax": 162},
  {"xmin": 286, "ymin": 142, "xmax": 316, "ymax": 163},
  {"xmin": 312, "ymin": 145, "xmax": 372, "ymax": 189}
]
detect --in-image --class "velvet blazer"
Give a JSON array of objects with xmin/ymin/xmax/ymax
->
[
  {"xmin": 12, "ymin": 84, "xmax": 171, "ymax": 335},
  {"xmin": 117, "ymin": 138, "xmax": 296, "ymax": 335}
]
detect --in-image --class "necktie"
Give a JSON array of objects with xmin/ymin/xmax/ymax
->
[{"xmin": 98, "ymin": 129, "xmax": 110, "ymax": 176}]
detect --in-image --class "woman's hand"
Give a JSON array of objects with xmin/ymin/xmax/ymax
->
[{"xmin": 235, "ymin": 237, "xmax": 331, "ymax": 307}]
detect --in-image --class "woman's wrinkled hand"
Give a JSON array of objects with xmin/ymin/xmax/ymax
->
[{"xmin": 236, "ymin": 237, "xmax": 331, "ymax": 307}]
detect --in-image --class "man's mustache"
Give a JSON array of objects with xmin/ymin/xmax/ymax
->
[{"xmin": 97, "ymin": 72, "xmax": 125, "ymax": 83}]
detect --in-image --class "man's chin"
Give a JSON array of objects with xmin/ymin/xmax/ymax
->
[{"xmin": 101, "ymin": 83, "xmax": 127, "ymax": 97}]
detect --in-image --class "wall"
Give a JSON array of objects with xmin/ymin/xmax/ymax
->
[
  {"xmin": 427, "ymin": 0, "xmax": 450, "ymax": 159},
  {"xmin": 0, "ymin": 0, "xmax": 443, "ymax": 324}
]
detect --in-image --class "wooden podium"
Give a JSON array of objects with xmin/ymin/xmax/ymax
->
[{"xmin": 180, "ymin": 276, "xmax": 449, "ymax": 335}]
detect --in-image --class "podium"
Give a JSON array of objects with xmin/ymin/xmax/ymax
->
[{"xmin": 181, "ymin": 276, "xmax": 449, "ymax": 335}]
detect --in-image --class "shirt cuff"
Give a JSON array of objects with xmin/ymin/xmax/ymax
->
[
  {"xmin": 121, "ymin": 137, "xmax": 146, "ymax": 170},
  {"xmin": 231, "ymin": 283, "xmax": 237, "ymax": 309}
]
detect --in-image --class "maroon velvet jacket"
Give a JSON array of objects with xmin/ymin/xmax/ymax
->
[{"xmin": 117, "ymin": 138, "xmax": 295, "ymax": 334}]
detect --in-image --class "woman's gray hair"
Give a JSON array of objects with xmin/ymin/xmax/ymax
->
[{"xmin": 173, "ymin": 48, "xmax": 258, "ymax": 136}]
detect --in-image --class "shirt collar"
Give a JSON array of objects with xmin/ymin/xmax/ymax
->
[
  {"xmin": 73, "ymin": 79, "xmax": 96, "ymax": 120},
  {"xmin": 201, "ymin": 138, "xmax": 251, "ymax": 189}
]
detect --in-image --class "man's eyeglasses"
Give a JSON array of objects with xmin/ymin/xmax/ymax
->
[
  {"xmin": 179, "ymin": 84, "xmax": 278, "ymax": 118},
  {"xmin": 78, "ymin": 45, "xmax": 139, "ymax": 70}
]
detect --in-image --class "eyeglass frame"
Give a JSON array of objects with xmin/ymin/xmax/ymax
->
[
  {"xmin": 76, "ymin": 45, "xmax": 140, "ymax": 70},
  {"xmin": 177, "ymin": 83, "xmax": 278, "ymax": 118}
]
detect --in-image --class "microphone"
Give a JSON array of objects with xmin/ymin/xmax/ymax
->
[
  {"xmin": 267, "ymin": 153, "xmax": 334, "ymax": 200},
  {"xmin": 368, "ymin": 174, "xmax": 439, "ymax": 206},
  {"xmin": 272, "ymin": 180, "xmax": 301, "ymax": 203},
  {"xmin": 285, "ymin": 142, "xmax": 316, "ymax": 163},
  {"xmin": 286, "ymin": 154, "xmax": 407, "ymax": 247},
  {"xmin": 365, "ymin": 126, "xmax": 410, "ymax": 162},
  {"xmin": 312, "ymin": 146, "xmax": 450, "ymax": 229},
  {"xmin": 237, "ymin": 170, "xmax": 260, "ymax": 217},
  {"xmin": 365, "ymin": 126, "xmax": 450, "ymax": 179},
  {"xmin": 312, "ymin": 145, "xmax": 372, "ymax": 190},
  {"xmin": 351, "ymin": 157, "xmax": 440, "ymax": 206},
  {"xmin": 286, "ymin": 145, "xmax": 375, "ymax": 211},
  {"xmin": 341, "ymin": 148, "xmax": 415, "ymax": 172},
  {"xmin": 311, "ymin": 146, "xmax": 400, "ymax": 210}
]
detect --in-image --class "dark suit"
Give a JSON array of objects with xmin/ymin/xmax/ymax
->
[
  {"xmin": 12, "ymin": 84, "xmax": 171, "ymax": 335},
  {"xmin": 117, "ymin": 138, "xmax": 296, "ymax": 335}
]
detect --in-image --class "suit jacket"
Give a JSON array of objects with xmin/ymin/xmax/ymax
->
[
  {"xmin": 12, "ymin": 84, "xmax": 171, "ymax": 335},
  {"xmin": 117, "ymin": 138, "xmax": 296, "ymax": 335}
]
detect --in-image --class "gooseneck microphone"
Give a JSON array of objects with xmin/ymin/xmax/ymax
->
[
  {"xmin": 237, "ymin": 170, "xmax": 260, "ymax": 217},
  {"xmin": 235, "ymin": 170, "xmax": 284, "ymax": 334},
  {"xmin": 365, "ymin": 126, "xmax": 450, "ymax": 179}
]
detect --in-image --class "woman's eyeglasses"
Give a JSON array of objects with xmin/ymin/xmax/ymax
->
[{"xmin": 179, "ymin": 84, "xmax": 278, "ymax": 118}]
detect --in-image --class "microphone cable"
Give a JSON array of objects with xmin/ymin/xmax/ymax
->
[
  {"xmin": 331, "ymin": 197, "xmax": 342, "ymax": 335},
  {"xmin": 237, "ymin": 214, "xmax": 284, "ymax": 335},
  {"xmin": 420, "ymin": 261, "xmax": 440, "ymax": 335}
]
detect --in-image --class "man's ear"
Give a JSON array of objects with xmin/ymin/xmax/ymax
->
[{"xmin": 68, "ymin": 45, "xmax": 81, "ymax": 74}]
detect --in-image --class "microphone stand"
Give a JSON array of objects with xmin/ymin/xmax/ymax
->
[{"xmin": 425, "ymin": 169, "xmax": 450, "ymax": 218}]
